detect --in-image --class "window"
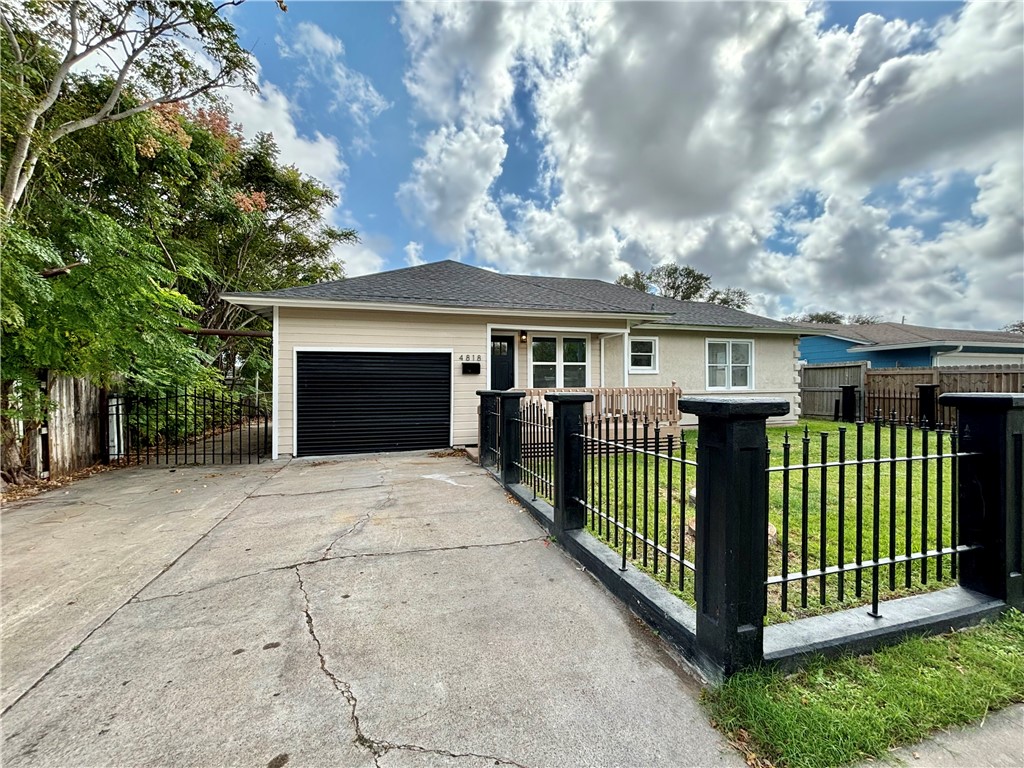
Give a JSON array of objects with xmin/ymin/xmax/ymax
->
[
  {"xmin": 629, "ymin": 337, "xmax": 658, "ymax": 374},
  {"xmin": 706, "ymin": 339, "xmax": 753, "ymax": 390},
  {"xmin": 530, "ymin": 335, "xmax": 588, "ymax": 387}
]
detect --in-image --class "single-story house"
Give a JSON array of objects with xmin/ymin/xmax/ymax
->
[
  {"xmin": 222, "ymin": 260, "xmax": 801, "ymax": 458},
  {"xmin": 796, "ymin": 322, "xmax": 1024, "ymax": 368}
]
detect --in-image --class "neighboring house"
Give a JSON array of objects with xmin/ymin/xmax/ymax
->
[
  {"xmin": 796, "ymin": 322, "xmax": 1024, "ymax": 368},
  {"xmin": 222, "ymin": 261, "xmax": 801, "ymax": 459}
]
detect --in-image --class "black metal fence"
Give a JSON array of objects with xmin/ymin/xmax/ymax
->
[
  {"xmin": 479, "ymin": 392, "xmax": 501, "ymax": 469},
  {"xmin": 476, "ymin": 389, "xmax": 1024, "ymax": 680},
  {"xmin": 108, "ymin": 388, "xmax": 270, "ymax": 465},
  {"xmin": 766, "ymin": 411, "xmax": 977, "ymax": 619},
  {"xmin": 578, "ymin": 413, "xmax": 697, "ymax": 593},
  {"xmin": 513, "ymin": 400, "xmax": 554, "ymax": 502}
]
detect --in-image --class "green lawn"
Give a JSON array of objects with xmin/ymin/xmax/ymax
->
[
  {"xmin": 577, "ymin": 417, "xmax": 960, "ymax": 623},
  {"xmin": 703, "ymin": 609, "xmax": 1024, "ymax": 768}
]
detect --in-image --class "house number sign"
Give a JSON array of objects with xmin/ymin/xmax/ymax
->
[{"xmin": 458, "ymin": 354, "xmax": 482, "ymax": 361}]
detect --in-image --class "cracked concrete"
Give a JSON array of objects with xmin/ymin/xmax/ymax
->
[
  {"xmin": 2, "ymin": 452, "xmax": 744, "ymax": 767},
  {"xmin": 0, "ymin": 464, "xmax": 281, "ymax": 713}
]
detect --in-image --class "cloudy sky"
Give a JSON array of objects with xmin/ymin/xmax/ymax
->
[{"xmin": 223, "ymin": 1, "xmax": 1023, "ymax": 329}]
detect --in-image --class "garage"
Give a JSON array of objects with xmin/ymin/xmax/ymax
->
[{"xmin": 295, "ymin": 350, "xmax": 452, "ymax": 456}]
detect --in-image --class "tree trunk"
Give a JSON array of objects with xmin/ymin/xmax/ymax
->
[{"xmin": 0, "ymin": 380, "xmax": 32, "ymax": 485}]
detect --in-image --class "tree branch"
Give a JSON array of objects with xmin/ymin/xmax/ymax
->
[
  {"xmin": 0, "ymin": 10, "xmax": 24, "ymax": 88},
  {"xmin": 40, "ymin": 261, "xmax": 84, "ymax": 278}
]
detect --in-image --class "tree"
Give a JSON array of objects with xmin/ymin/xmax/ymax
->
[
  {"xmin": 0, "ymin": 5, "xmax": 359, "ymax": 484},
  {"xmin": 782, "ymin": 312, "xmax": 884, "ymax": 324},
  {"xmin": 795, "ymin": 311, "xmax": 845, "ymax": 324},
  {"xmin": 614, "ymin": 270, "xmax": 652, "ymax": 293},
  {"xmin": 1002, "ymin": 321, "xmax": 1024, "ymax": 334},
  {"xmin": 0, "ymin": 101, "xmax": 217, "ymax": 483},
  {"xmin": 649, "ymin": 264, "xmax": 711, "ymax": 301},
  {"xmin": 615, "ymin": 264, "xmax": 750, "ymax": 309},
  {"xmin": 0, "ymin": 0, "xmax": 257, "ymax": 217},
  {"xmin": 705, "ymin": 287, "xmax": 751, "ymax": 310},
  {"xmin": 167, "ymin": 126, "xmax": 357, "ymax": 379},
  {"xmin": 848, "ymin": 313, "xmax": 882, "ymax": 325}
]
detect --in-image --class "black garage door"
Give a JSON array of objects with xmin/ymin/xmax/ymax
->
[{"xmin": 296, "ymin": 351, "xmax": 451, "ymax": 456}]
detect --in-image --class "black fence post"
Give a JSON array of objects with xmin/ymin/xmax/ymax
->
[
  {"xmin": 476, "ymin": 390, "xmax": 500, "ymax": 468},
  {"xmin": 98, "ymin": 387, "xmax": 110, "ymax": 464},
  {"xmin": 916, "ymin": 383, "xmax": 940, "ymax": 426},
  {"xmin": 840, "ymin": 384, "xmax": 859, "ymax": 423},
  {"xmin": 679, "ymin": 396, "xmax": 791, "ymax": 677},
  {"xmin": 940, "ymin": 393, "xmax": 1023, "ymax": 610},
  {"xmin": 498, "ymin": 391, "xmax": 525, "ymax": 486},
  {"xmin": 545, "ymin": 392, "xmax": 594, "ymax": 534}
]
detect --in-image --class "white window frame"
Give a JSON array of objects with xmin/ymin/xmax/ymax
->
[
  {"xmin": 528, "ymin": 334, "xmax": 590, "ymax": 388},
  {"xmin": 628, "ymin": 336, "xmax": 659, "ymax": 374},
  {"xmin": 705, "ymin": 338, "xmax": 754, "ymax": 391}
]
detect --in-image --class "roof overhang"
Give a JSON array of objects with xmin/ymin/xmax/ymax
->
[
  {"xmin": 634, "ymin": 322, "xmax": 803, "ymax": 336},
  {"xmin": 220, "ymin": 293, "xmax": 671, "ymax": 323},
  {"xmin": 848, "ymin": 340, "xmax": 1024, "ymax": 353}
]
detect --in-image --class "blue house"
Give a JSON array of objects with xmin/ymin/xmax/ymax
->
[{"xmin": 796, "ymin": 322, "xmax": 1024, "ymax": 368}]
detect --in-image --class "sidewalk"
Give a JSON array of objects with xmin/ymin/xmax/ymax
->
[{"xmin": 860, "ymin": 705, "xmax": 1023, "ymax": 767}]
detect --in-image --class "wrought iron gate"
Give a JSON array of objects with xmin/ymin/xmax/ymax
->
[{"xmin": 108, "ymin": 389, "xmax": 270, "ymax": 465}]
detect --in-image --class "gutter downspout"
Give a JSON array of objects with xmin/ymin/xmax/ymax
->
[{"xmin": 933, "ymin": 345, "xmax": 963, "ymax": 366}]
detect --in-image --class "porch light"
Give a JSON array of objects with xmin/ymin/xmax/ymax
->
[{"xmin": 520, "ymin": 330, "xmax": 528, "ymax": 344}]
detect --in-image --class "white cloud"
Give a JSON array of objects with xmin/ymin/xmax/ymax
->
[
  {"xmin": 224, "ymin": 59, "xmax": 386, "ymax": 280},
  {"xmin": 397, "ymin": 123, "xmax": 507, "ymax": 242},
  {"xmin": 276, "ymin": 21, "xmax": 390, "ymax": 153},
  {"xmin": 404, "ymin": 241, "xmax": 425, "ymax": 267},
  {"xmin": 336, "ymin": 236, "xmax": 385, "ymax": 278},
  {"xmin": 396, "ymin": 0, "xmax": 1024, "ymax": 328}
]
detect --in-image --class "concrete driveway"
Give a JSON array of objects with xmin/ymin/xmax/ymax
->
[{"xmin": 1, "ymin": 453, "xmax": 741, "ymax": 768}]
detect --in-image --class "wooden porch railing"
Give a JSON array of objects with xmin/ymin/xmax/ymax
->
[{"xmin": 523, "ymin": 385, "xmax": 683, "ymax": 422}]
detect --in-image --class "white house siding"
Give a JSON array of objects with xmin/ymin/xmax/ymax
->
[
  {"xmin": 276, "ymin": 309, "xmax": 620, "ymax": 455},
  {"xmin": 604, "ymin": 330, "xmax": 802, "ymax": 424},
  {"xmin": 934, "ymin": 352, "xmax": 1024, "ymax": 366}
]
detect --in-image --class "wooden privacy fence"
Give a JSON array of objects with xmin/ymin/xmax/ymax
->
[
  {"xmin": 869, "ymin": 365, "xmax": 1024, "ymax": 426},
  {"xmin": 46, "ymin": 375, "xmax": 105, "ymax": 476},
  {"xmin": 800, "ymin": 363, "xmax": 1024, "ymax": 424},
  {"xmin": 798, "ymin": 362, "xmax": 868, "ymax": 419},
  {"xmin": 523, "ymin": 385, "xmax": 683, "ymax": 422}
]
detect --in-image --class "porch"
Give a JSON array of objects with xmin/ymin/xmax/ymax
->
[{"xmin": 523, "ymin": 385, "xmax": 683, "ymax": 422}]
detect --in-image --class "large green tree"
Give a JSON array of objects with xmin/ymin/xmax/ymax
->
[
  {"xmin": 0, "ymin": 0, "xmax": 255, "ymax": 216},
  {"xmin": 0, "ymin": 2, "xmax": 354, "ymax": 483},
  {"xmin": 615, "ymin": 264, "xmax": 751, "ymax": 309},
  {"xmin": 167, "ymin": 124, "xmax": 356, "ymax": 380}
]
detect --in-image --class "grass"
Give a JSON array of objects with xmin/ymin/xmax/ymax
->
[
  {"xmin": 702, "ymin": 609, "xmax": 1024, "ymax": 768},
  {"xmin": 571, "ymin": 417, "xmax": 961, "ymax": 623},
  {"xmin": 764, "ymin": 418, "xmax": 958, "ymax": 622}
]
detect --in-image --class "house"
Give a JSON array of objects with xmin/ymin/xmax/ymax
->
[
  {"xmin": 222, "ymin": 260, "xmax": 801, "ymax": 458},
  {"xmin": 796, "ymin": 322, "xmax": 1024, "ymax": 368}
]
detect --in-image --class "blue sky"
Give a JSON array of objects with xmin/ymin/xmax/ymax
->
[{"xmin": 222, "ymin": 1, "xmax": 1023, "ymax": 329}]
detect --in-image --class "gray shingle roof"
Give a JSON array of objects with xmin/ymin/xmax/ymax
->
[
  {"xmin": 224, "ymin": 260, "xmax": 660, "ymax": 315},
  {"xmin": 513, "ymin": 275, "xmax": 796, "ymax": 330},
  {"xmin": 223, "ymin": 259, "xmax": 797, "ymax": 330},
  {"xmin": 791, "ymin": 322, "xmax": 1023, "ymax": 346}
]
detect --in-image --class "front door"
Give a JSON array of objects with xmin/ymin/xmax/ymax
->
[{"xmin": 490, "ymin": 335, "xmax": 515, "ymax": 390}]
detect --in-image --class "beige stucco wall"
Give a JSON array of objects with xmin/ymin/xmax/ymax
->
[
  {"xmin": 275, "ymin": 308, "xmax": 625, "ymax": 455},
  {"xmin": 603, "ymin": 329, "xmax": 802, "ymax": 424}
]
